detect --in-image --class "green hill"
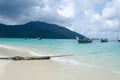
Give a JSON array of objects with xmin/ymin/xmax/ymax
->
[{"xmin": 0, "ymin": 21, "xmax": 84, "ymax": 39}]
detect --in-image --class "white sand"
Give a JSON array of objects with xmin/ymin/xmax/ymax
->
[{"xmin": 0, "ymin": 47, "xmax": 120, "ymax": 80}]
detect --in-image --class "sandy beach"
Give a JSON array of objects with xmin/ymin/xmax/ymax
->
[{"xmin": 0, "ymin": 47, "xmax": 120, "ymax": 80}]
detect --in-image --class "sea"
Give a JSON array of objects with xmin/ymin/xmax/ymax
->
[{"xmin": 0, "ymin": 38, "xmax": 120, "ymax": 73}]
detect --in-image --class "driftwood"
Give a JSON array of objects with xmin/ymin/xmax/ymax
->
[{"xmin": 0, "ymin": 54, "xmax": 72, "ymax": 61}]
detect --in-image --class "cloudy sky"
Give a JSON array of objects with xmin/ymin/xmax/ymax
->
[{"xmin": 0, "ymin": 0, "xmax": 120, "ymax": 39}]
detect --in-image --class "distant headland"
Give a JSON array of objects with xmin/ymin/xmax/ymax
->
[{"xmin": 0, "ymin": 21, "xmax": 84, "ymax": 39}]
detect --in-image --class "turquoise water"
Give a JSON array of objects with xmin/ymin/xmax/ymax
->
[{"xmin": 0, "ymin": 38, "xmax": 120, "ymax": 73}]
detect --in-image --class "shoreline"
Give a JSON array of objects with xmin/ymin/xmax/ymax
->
[
  {"xmin": 0, "ymin": 46, "xmax": 120, "ymax": 74},
  {"xmin": 0, "ymin": 47, "xmax": 120, "ymax": 80}
]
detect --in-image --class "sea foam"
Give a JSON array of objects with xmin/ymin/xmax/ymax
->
[{"xmin": 0, "ymin": 44, "xmax": 17, "ymax": 50}]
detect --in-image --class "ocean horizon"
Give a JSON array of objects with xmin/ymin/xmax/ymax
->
[{"xmin": 0, "ymin": 38, "xmax": 120, "ymax": 73}]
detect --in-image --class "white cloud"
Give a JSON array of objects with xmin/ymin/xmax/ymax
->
[
  {"xmin": 103, "ymin": 19, "xmax": 119, "ymax": 30},
  {"xmin": 57, "ymin": 0, "xmax": 75, "ymax": 18},
  {"xmin": 72, "ymin": 0, "xmax": 120, "ymax": 39},
  {"xmin": 102, "ymin": 0, "xmax": 120, "ymax": 19},
  {"xmin": 0, "ymin": 0, "xmax": 120, "ymax": 39}
]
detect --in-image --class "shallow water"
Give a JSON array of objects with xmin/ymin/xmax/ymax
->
[{"xmin": 0, "ymin": 38, "xmax": 120, "ymax": 72}]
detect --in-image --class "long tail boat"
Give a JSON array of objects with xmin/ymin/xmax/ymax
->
[
  {"xmin": 101, "ymin": 38, "xmax": 108, "ymax": 42},
  {"xmin": 76, "ymin": 37, "xmax": 93, "ymax": 43}
]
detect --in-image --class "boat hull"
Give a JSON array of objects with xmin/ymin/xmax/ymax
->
[
  {"xmin": 78, "ymin": 40, "xmax": 92, "ymax": 43},
  {"xmin": 76, "ymin": 37, "xmax": 93, "ymax": 43}
]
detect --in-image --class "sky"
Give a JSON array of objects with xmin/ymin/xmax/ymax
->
[{"xmin": 0, "ymin": 0, "xmax": 120, "ymax": 39}]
